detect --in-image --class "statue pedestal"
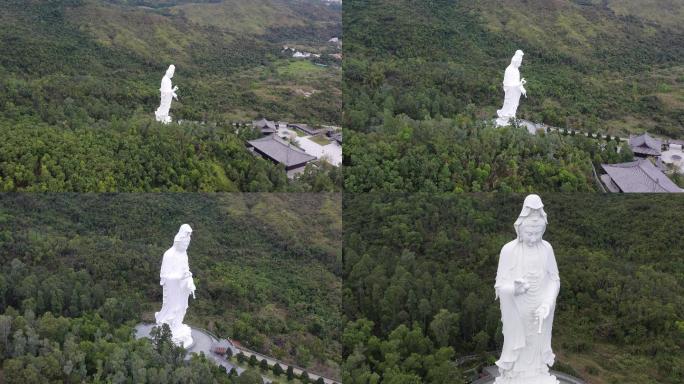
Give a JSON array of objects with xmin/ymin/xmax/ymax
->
[
  {"xmin": 494, "ymin": 373, "xmax": 559, "ymax": 384},
  {"xmin": 473, "ymin": 366, "xmax": 584, "ymax": 384},
  {"xmin": 496, "ymin": 116, "xmax": 514, "ymax": 127},
  {"xmin": 155, "ymin": 113, "xmax": 172, "ymax": 124},
  {"xmin": 170, "ymin": 323, "xmax": 194, "ymax": 349}
]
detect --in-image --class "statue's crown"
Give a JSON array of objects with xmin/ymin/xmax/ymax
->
[{"xmin": 174, "ymin": 224, "xmax": 192, "ymax": 242}]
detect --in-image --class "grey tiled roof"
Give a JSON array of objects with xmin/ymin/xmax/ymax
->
[
  {"xmin": 330, "ymin": 132, "xmax": 342, "ymax": 144},
  {"xmin": 601, "ymin": 159, "xmax": 683, "ymax": 193},
  {"xmin": 288, "ymin": 123, "xmax": 324, "ymax": 135},
  {"xmin": 629, "ymin": 133, "xmax": 662, "ymax": 156},
  {"xmin": 600, "ymin": 174, "xmax": 620, "ymax": 193},
  {"xmin": 248, "ymin": 135, "xmax": 316, "ymax": 167},
  {"xmin": 253, "ymin": 118, "xmax": 276, "ymax": 133}
]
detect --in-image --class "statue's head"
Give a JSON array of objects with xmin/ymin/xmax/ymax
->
[
  {"xmin": 511, "ymin": 50, "xmax": 524, "ymax": 68},
  {"xmin": 173, "ymin": 223, "xmax": 192, "ymax": 252},
  {"xmin": 166, "ymin": 64, "xmax": 175, "ymax": 79},
  {"xmin": 514, "ymin": 194, "xmax": 547, "ymax": 246}
]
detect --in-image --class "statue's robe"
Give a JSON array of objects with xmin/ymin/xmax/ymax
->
[
  {"xmin": 155, "ymin": 246, "xmax": 192, "ymax": 327},
  {"xmin": 497, "ymin": 65, "xmax": 523, "ymax": 122},
  {"xmin": 155, "ymin": 76, "xmax": 174, "ymax": 122},
  {"xmin": 495, "ymin": 239, "xmax": 560, "ymax": 375}
]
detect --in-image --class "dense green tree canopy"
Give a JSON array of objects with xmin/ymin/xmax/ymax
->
[
  {"xmin": 342, "ymin": 0, "xmax": 683, "ymax": 192},
  {"xmin": 0, "ymin": 193, "xmax": 342, "ymax": 380},
  {"xmin": 0, "ymin": 0, "xmax": 342, "ymax": 192},
  {"xmin": 343, "ymin": 194, "xmax": 684, "ymax": 383},
  {"xmin": 0, "ymin": 116, "xmax": 342, "ymax": 192},
  {"xmin": 344, "ymin": 0, "xmax": 684, "ymax": 138},
  {"xmin": 0, "ymin": 309, "xmax": 235, "ymax": 384},
  {"xmin": 344, "ymin": 114, "xmax": 634, "ymax": 192}
]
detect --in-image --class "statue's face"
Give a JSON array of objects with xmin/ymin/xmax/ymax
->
[
  {"xmin": 519, "ymin": 210, "xmax": 545, "ymax": 245},
  {"xmin": 513, "ymin": 58, "xmax": 522, "ymax": 68},
  {"xmin": 174, "ymin": 236, "xmax": 191, "ymax": 252},
  {"xmin": 167, "ymin": 67, "xmax": 175, "ymax": 78}
]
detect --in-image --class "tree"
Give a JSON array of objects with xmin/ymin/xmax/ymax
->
[
  {"xmin": 248, "ymin": 354, "xmax": 258, "ymax": 367},
  {"xmin": 272, "ymin": 363, "xmax": 284, "ymax": 376},
  {"xmin": 236, "ymin": 369, "xmax": 264, "ymax": 384},
  {"xmin": 473, "ymin": 330, "xmax": 490, "ymax": 353},
  {"xmin": 0, "ymin": 315, "xmax": 12, "ymax": 358},
  {"xmin": 237, "ymin": 352, "xmax": 247, "ymax": 364},
  {"xmin": 151, "ymin": 324, "xmax": 173, "ymax": 353},
  {"xmin": 287, "ymin": 366, "xmax": 295, "ymax": 381},
  {"xmin": 429, "ymin": 309, "xmax": 459, "ymax": 348},
  {"xmin": 259, "ymin": 358, "xmax": 269, "ymax": 371}
]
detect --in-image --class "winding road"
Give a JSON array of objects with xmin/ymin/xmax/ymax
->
[{"xmin": 135, "ymin": 324, "xmax": 341, "ymax": 384}]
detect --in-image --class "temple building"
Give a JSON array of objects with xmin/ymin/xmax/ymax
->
[
  {"xmin": 252, "ymin": 118, "xmax": 277, "ymax": 135},
  {"xmin": 329, "ymin": 131, "xmax": 342, "ymax": 145},
  {"xmin": 629, "ymin": 132, "xmax": 662, "ymax": 158},
  {"xmin": 247, "ymin": 135, "xmax": 316, "ymax": 177},
  {"xmin": 600, "ymin": 159, "xmax": 683, "ymax": 193}
]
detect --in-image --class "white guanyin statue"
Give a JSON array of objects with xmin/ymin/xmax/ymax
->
[
  {"xmin": 155, "ymin": 224, "xmax": 196, "ymax": 348},
  {"xmin": 496, "ymin": 50, "xmax": 527, "ymax": 127},
  {"xmin": 155, "ymin": 64, "xmax": 178, "ymax": 124},
  {"xmin": 494, "ymin": 195, "xmax": 560, "ymax": 384}
]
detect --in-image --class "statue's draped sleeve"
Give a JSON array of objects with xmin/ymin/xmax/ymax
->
[
  {"xmin": 503, "ymin": 65, "xmax": 521, "ymax": 87},
  {"xmin": 160, "ymin": 250, "xmax": 186, "ymax": 281},
  {"xmin": 543, "ymin": 240, "xmax": 561, "ymax": 309},
  {"xmin": 160, "ymin": 76, "xmax": 173, "ymax": 93},
  {"xmin": 495, "ymin": 241, "xmax": 518, "ymax": 296},
  {"xmin": 495, "ymin": 240, "xmax": 526, "ymax": 369},
  {"xmin": 544, "ymin": 241, "xmax": 560, "ymax": 281}
]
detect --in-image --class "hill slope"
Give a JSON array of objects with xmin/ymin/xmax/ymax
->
[
  {"xmin": 343, "ymin": 193, "xmax": 684, "ymax": 384},
  {"xmin": 1, "ymin": 0, "xmax": 340, "ymax": 124},
  {"xmin": 0, "ymin": 0, "xmax": 342, "ymax": 191},
  {"xmin": 344, "ymin": 0, "xmax": 684, "ymax": 138},
  {"xmin": 0, "ymin": 193, "xmax": 342, "ymax": 379}
]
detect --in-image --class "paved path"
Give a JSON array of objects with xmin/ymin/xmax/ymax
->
[
  {"xmin": 233, "ymin": 344, "xmax": 341, "ymax": 384},
  {"xmin": 471, "ymin": 365, "xmax": 585, "ymax": 384},
  {"xmin": 661, "ymin": 148, "xmax": 684, "ymax": 173},
  {"xmin": 518, "ymin": 119, "xmax": 629, "ymax": 142},
  {"xmin": 135, "ymin": 324, "xmax": 244, "ymax": 374},
  {"xmin": 297, "ymin": 136, "xmax": 342, "ymax": 166},
  {"xmin": 277, "ymin": 127, "xmax": 342, "ymax": 166},
  {"xmin": 135, "ymin": 324, "xmax": 340, "ymax": 384}
]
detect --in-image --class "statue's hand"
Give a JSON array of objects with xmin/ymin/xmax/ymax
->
[
  {"xmin": 514, "ymin": 279, "xmax": 529, "ymax": 296},
  {"xmin": 535, "ymin": 304, "xmax": 550, "ymax": 320}
]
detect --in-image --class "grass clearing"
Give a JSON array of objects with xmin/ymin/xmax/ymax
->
[
  {"xmin": 310, "ymin": 135, "xmax": 331, "ymax": 146},
  {"xmin": 277, "ymin": 60, "xmax": 325, "ymax": 78}
]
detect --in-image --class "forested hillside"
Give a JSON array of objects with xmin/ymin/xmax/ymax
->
[
  {"xmin": 0, "ymin": 0, "xmax": 342, "ymax": 191},
  {"xmin": 0, "ymin": 118, "xmax": 343, "ymax": 192},
  {"xmin": 0, "ymin": 193, "xmax": 342, "ymax": 381},
  {"xmin": 343, "ymin": 194, "xmax": 684, "ymax": 384},
  {"xmin": 344, "ymin": 113, "xmax": 635, "ymax": 193},
  {"xmin": 344, "ymin": 0, "xmax": 684, "ymax": 138}
]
